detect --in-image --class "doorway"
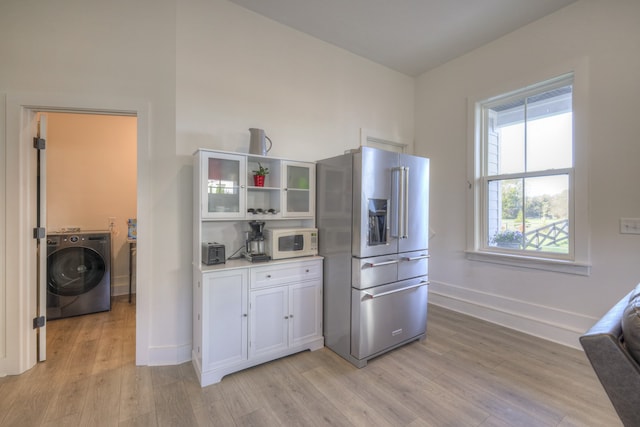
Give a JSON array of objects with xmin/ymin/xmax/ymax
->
[
  {"xmin": 42, "ymin": 111, "xmax": 137, "ymax": 347},
  {"xmin": 1, "ymin": 96, "xmax": 151, "ymax": 377}
]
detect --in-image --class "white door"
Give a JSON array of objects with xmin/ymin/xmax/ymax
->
[
  {"xmin": 35, "ymin": 114, "xmax": 47, "ymax": 362},
  {"xmin": 0, "ymin": 108, "xmax": 49, "ymax": 376}
]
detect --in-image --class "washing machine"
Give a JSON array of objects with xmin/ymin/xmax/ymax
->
[{"xmin": 46, "ymin": 231, "xmax": 111, "ymax": 320}]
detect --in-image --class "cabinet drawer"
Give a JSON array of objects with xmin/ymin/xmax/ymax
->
[{"xmin": 251, "ymin": 260, "xmax": 322, "ymax": 289}]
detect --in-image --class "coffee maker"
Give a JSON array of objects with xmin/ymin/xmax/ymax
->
[{"xmin": 244, "ymin": 221, "xmax": 270, "ymax": 262}]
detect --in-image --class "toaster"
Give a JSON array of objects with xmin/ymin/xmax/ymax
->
[{"xmin": 202, "ymin": 242, "xmax": 225, "ymax": 265}]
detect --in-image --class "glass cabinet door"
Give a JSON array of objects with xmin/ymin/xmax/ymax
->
[
  {"xmin": 202, "ymin": 152, "xmax": 246, "ymax": 219},
  {"xmin": 282, "ymin": 161, "xmax": 315, "ymax": 218}
]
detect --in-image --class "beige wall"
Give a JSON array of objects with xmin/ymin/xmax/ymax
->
[{"xmin": 46, "ymin": 112, "xmax": 137, "ymax": 295}]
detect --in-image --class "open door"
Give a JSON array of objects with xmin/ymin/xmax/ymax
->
[{"xmin": 34, "ymin": 114, "xmax": 47, "ymax": 362}]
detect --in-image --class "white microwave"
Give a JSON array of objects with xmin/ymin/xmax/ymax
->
[{"xmin": 265, "ymin": 228, "xmax": 318, "ymax": 260}]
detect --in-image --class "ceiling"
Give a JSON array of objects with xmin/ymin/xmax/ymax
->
[{"xmin": 228, "ymin": 0, "xmax": 577, "ymax": 76}]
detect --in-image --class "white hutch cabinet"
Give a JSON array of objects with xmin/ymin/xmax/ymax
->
[
  {"xmin": 192, "ymin": 149, "xmax": 323, "ymax": 387},
  {"xmin": 197, "ymin": 150, "xmax": 315, "ymax": 220}
]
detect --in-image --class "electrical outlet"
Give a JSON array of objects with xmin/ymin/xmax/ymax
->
[{"xmin": 620, "ymin": 218, "xmax": 640, "ymax": 235}]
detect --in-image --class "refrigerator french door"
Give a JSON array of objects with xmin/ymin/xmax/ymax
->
[
  {"xmin": 353, "ymin": 148, "xmax": 429, "ymax": 257},
  {"xmin": 318, "ymin": 146, "xmax": 430, "ymax": 368}
]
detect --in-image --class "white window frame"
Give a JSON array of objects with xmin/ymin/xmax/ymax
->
[{"xmin": 466, "ymin": 69, "xmax": 590, "ymax": 276}]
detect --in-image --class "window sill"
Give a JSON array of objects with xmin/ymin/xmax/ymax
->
[{"xmin": 465, "ymin": 250, "xmax": 591, "ymax": 276}]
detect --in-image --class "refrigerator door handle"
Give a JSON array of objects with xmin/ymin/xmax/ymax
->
[
  {"xmin": 364, "ymin": 259, "xmax": 399, "ymax": 268},
  {"xmin": 403, "ymin": 166, "xmax": 410, "ymax": 239},
  {"xmin": 391, "ymin": 167, "xmax": 401, "ymax": 238},
  {"xmin": 397, "ymin": 166, "xmax": 406, "ymax": 239},
  {"xmin": 404, "ymin": 254, "xmax": 430, "ymax": 261},
  {"xmin": 362, "ymin": 281, "xmax": 429, "ymax": 299}
]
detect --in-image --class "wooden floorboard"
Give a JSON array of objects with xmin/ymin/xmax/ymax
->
[{"xmin": 0, "ymin": 297, "xmax": 621, "ymax": 427}]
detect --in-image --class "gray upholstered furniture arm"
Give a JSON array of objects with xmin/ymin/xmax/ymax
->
[{"xmin": 580, "ymin": 291, "xmax": 640, "ymax": 427}]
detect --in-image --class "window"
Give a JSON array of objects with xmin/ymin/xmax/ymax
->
[{"xmin": 468, "ymin": 73, "xmax": 589, "ymax": 275}]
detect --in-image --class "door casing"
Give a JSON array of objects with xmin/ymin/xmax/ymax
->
[{"xmin": 0, "ymin": 93, "xmax": 151, "ymax": 376}]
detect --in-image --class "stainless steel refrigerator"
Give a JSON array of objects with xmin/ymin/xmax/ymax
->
[{"xmin": 317, "ymin": 146, "xmax": 430, "ymax": 367}]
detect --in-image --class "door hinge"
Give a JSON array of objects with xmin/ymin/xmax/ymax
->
[
  {"xmin": 33, "ymin": 227, "xmax": 46, "ymax": 239},
  {"xmin": 33, "ymin": 316, "xmax": 45, "ymax": 329},
  {"xmin": 33, "ymin": 137, "xmax": 46, "ymax": 150}
]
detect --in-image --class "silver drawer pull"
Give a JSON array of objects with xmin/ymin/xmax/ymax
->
[
  {"xmin": 365, "ymin": 260, "xmax": 398, "ymax": 268},
  {"xmin": 362, "ymin": 281, "xmax": 428, "ymax": 299},
  {"xmin": 404, "ymin": 255, "xmax": 430, "ymax": 261}
]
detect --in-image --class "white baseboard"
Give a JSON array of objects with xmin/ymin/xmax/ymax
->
[
  {"xmin": 428, "ymin": 280, "xmax": 599, "ymax": 350},
  {"xmin": 147, "ymin": 343, "xmax": 192, "ymax": 366},
  {"xmin": 111, "ymin": 274, "xmax": 135, "ymax": 297}
]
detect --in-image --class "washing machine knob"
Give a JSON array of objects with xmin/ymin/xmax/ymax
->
[{"xmin": 69, "ymin": 235, "xmax": 79, "ymax": 243}]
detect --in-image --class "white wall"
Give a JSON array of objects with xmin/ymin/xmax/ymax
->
[
  {"xmin": 176, "ymin": 0, "xmax": 415, "ymax": 161},
  {"xmin": 415, "ymin": 0, "xmax": 640, "ymax": 347},
  {"xmin": 4, "ymin": 0, "xmax": 631, "ymax": 374},
  {"xmin": 0, "ymin": 0, "xmax": 414, "ymax": 373},
  {"xmin": 174, "ymin": 0, "xmax": 415, "ymax": 362},
  {"xmin": 0, "ymin": 0, "xmax": 175, "ymax": 371}
]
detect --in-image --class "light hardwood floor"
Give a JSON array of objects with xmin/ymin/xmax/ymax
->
[{"xmin": 0, "ymin": 296, "xmax": 620, "ymax": 427}]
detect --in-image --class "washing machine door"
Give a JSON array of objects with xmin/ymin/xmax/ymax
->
[{"xmin": 47, "ymin": 247, "xmax": 106, "ymax": 296}]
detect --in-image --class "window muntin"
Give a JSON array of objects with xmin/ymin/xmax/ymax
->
[{"xmin": 481, "ymin": 76, "xmax": 574, "ymax": 258}]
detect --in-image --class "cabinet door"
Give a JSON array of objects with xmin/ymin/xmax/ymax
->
[
  {"xmin": 282, "ymin": 161, "xmax": 315, "ymax": 218},
  {"xmin": 202, "ymin": 270, "xmax": 248, "ymax": 370},
  {"xmin": 289, "ymin": 280, "xmax": 323, "ymax": 347},
  {"xmin": 201, "ymin": 152, "xmax": 246, "ymax": 219},
  {"xmin": 249, "ymin": 286, "xmax": 288, "ymax": 358}
]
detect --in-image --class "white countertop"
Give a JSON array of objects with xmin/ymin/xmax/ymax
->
[{"xmin": 198, "ymin": 255, "xmax": 324, "ymax": 273}]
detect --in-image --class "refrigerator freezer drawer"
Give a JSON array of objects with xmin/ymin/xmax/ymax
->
[
  {"xmin": 352, "ymin": 254, "xmax": 399, "ymax": 289},
  {"xmin": 351, "ymin": 277, "xmax": 428, "ymax": 360},
  {"xmin": 398, "ymin": 250, "xmax": 429, "ymax": 281}
]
